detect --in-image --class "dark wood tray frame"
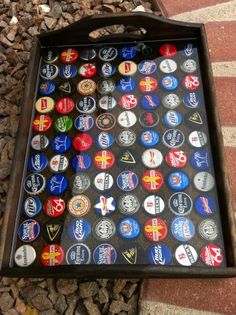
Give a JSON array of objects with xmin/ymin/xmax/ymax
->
[{"xmin": 1, "ymin": 12, "xmax": 236, "ymax": 278}]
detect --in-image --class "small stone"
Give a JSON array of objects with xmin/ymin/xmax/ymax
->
[
  {"xmin": 15, "ymin": 298, "xmax": 27, "ymax": 314},
  {"xmin": 65, "ymin": 293, "xmax": 78, "ymax": 315},
  {"xmin": 23, "ymin": 39, "xmax": 32, "ymax": 51},
  {"xmin": 31, "ymin": 294, "xmax": 53, "ymax": 311},
  {"xmin": 74, "ymin": 301, "xmax": 88, "ymax": 315},
  {"xmin": 54, "ymin": 294, "xmax": 67, "ymax": 313},
  {"xmin": 27, "ymin": 26, "xmax": 39, "ymax": 37},
  {"xmin": 0, "ymin": 20, "xmax": 8, "ymax": 28},
  {"xmin": 79, "ymin": 282, "xmax": 99, "ymax": 298},
  {"xmin": 113, "ymin": 280, "xmax": 127, "ymax": 294},
  {"xmin": 56, "ymin": 279, "xmax": 78, "ymax": 295},
  {"xmin": 23, "ymin": 306, "xmax": 39, "ymax": 315},
  {"xmin": 0, "ymin": 34, "xmax": 13, "ymax": 47},
  {"xmin": 44, "ymin": 17, "xmax": 57, "ymax": 29},
  {"xmin": 96, "ymin": 279, "xmax": 108, "ymax": 287},
  {"xmin": 83, "ymin": 298, "xmax": 101, "ymax": 315},
  {"xmin": 109, "ymin": 301, "xmax": 130, "ymax": 314},
  {"xmin": 4, "ymin": 309, "xmax": 19, "ymax": 315},
  {"xmin": 39, "ymin": 4, "xmax": 50, "ymax": 14},
  {"xmin": 98, "ymin": 287, "xmax": 109, "ymax": 304},
  {"xmin": 121, "ymin": 283, "xmax": 137, "ymax": 299},
  {"xmin": 20, "ymin": 285, "xmax": 48, "ymax": 304},
  {"xmin": 40, "ymin": 310, "xmax": 57, "ymax": 315},
  {"xmin": 51, "ymin": 3, "xmax": 62, "ymax": 19},
  {"xmin": 102, "ymin": 0, "xmax": 120, "ymax": 4},
  {"xmin": 7, "ymin": 26, "xmax": 17, "ymax": 42},
  {"xmin": 127, "ymin": 293, "xmax": 138, "ymax": 315},
  {"xmin": 0, "ymin": 292, "xmax": 14, "ymax": 312},
  {"xmin": 9, "ymin": 16, "xmax": 18, "ymax": 25},
  {"xmin": 102, "ymin": 4, "xmax": 116, "ymax": 13}
]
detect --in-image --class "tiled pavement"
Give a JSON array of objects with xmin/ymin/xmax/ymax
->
[{"xmin": 140, "ymin": 1, "xmax": 236, "ymax": 314}]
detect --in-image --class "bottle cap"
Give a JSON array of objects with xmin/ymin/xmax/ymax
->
[
  {"xmin": 193, "ymin": 172, "xmax": 215, "ymax": 192},
  {"xmin": 76, "ymin": 96, "xmax": 96, "ymax": 113},
  {"xmin": 35, "ymin": 97, "xmax": 55, "ymax": 113},
  {"xmin": 72, "ymin": 133, "xmax": 93, "ymax": 151},
  {"xmin": 117, "ymin": 217, "xmax": 140, "ymax": 239},
  {"xmin": 59, "ymin": 64, "xmax": 77, "ymax": 79},
  {"xmin": 138, "ymin": 60, "xmax": 157, "ymax": 75},
  {"xmin": 167, "ymin": 171, "xmax": 190, "ymax": 191},
  {"xmin": 118, "ymin": 194, "xmax": 140, "ymax": 215},
  {"xmin": 147, "ymin": 244, "xmax": 172, "ymax": 265},
  {"xmin": 117, "ymin": 77, "xmax": 136, "ymax": 93},
  {"xmin": 138, "ymin": 76, "xmax": 158, "ymax": 93},
  {"xmin": 23, "ymin": 196, "xmax": 42, "ymax": 218},
  {"xmin": 117, "ymin": 171, "xmax": 138, "ymax": 192},
  {"xmin": 42, "ymin": 49, "xmax": 59, "ymax": 63},
  {"xmin": 141, "ymin": 94, "xmax": 160, "ymax": 110},
  {"xmin": 93, "ymin": 243, "xmax": 117, "ymax": 264},
  {"xmin": 190, "ymin": 150, "xmax": 211, "ymax": 170},
  {"xmin": 162, "ymin": 93, "xmax": 180, "ymax": 109},
  {"xmin": 181, "ymin": 59, "xmax": 197, "ymax": 73},
  {"xmin": 40, "ymin": 64, "xmax": 59, "ymax": 80},
  {"xmin": 94, "ymin": 150, "xmax": 115, "ymax": 170},
  {"xmin": 118, "ymin": 61, "xmax": 137, "ymax": 76},
  {"xmin": 169, "ymin": 192, "xmax": 193, "ymax": 216},
  {"xmin": 119, "ymin": 46, "xmax": 138, "ymax": 60},
  {"xmin": 18, "ymin": 219, "xmax": 40, "ymax": 243},
  {"xmin": 142, "ymin": 170, "xmax": 164, "ymax": 192},
  {"xmin": 159, "ymin": 59, "xmax": 177, "ymax": 73},
  {"xmin": 198, "ymin": 219, "xmax": 218, "ymax": 241},
  {"xmin": 53, "ymin": 116, "xmax": 73, "ymax": 133},
  {"xmin": 118, "ymin": 150, "xmax": 137, "ymax": 167},
  {"xmin": 175, "ymin": 244, "xmax": 198, "ymax": 266},
  {"xmin": 194, "ymin": 195, "xmax": 217, "ymax": 217},
  {"xmin": 119, "ymin": 94, "xmax": 138, "ymax": 110},
  {"xmin": 116, "ymin": 129, "xmax": 136, "ymax": 147},
  {"xmin": 171, "ymin": 217, "xmax": 195, "ymax": 242},
  {"xmin": 94, "ymin": 195, "xmax": 116, "ymax": 216},
  {"xmin": 161, "ymin": 75, "xmax": 178, "ymax": 90},
  {"xmin": 165, "ymin": 149, "xmax": 187, "ymax": 168},
  {"xmin": 80, "ymin": 48, "xmax": 96, "ymax": 61},
  {"xmin": 71, "ymin": 153, "xmax": 92, "ymax": 172},
  {"xmin": 49, "ymin": 155, "xmax": 69, "ymax": 173},
  {"xmin": 66, "ymin": 243, "xmax": 91, "ymax": 265},
  {"xmin": 24, "ymin": 173, "xmax": 46, "ymax": 195},
  {"xmin": 43, "ymin": 196, "xmax": 66, "ymax": 217},
  {"xmin": 58, "ymin": 81, "xmax": 76, "ymax": 96},
  {"xmin": 14, "ymin": 245, "xmax": 36, "ymax": 267},
  {"xmin": 139, "ymin": 111, "xmax": 159, "ymax": 128},
  {"xmin": 100, "ymin": 62, "xmax": 116, "ymax": 77},
  {"xmin": 93, "ymin": 218, "xmax": 116, "ymax": 241},
  {"xmin": 140, "ymin": 130, "xmax": 160, "ymax": 147},
  {"xmin": 95, "ymin": 132, "xmax": 114, "ymax": 149},
  {"xmin": 159, "ymin": 44, "xmax": 177, "ymax": 57},
  {"xmin": 77, "ymin": 79, "xmax": 96, "ymax": 95},
  {"xmin": 200, "ymin": 244, "xmax": 223, "ymax": 267},
  {"xmin": 97, "ymin": 79, "xmax": 116, "ymax": 95},
  {"xmin": 43, "ymin": 220, "xmax": 63, "ymax": 243},
  {"xmin": 68, "ymin": 219, "xmax": 91, "ymax": 241},
  {"xmin": 60, "ymin": 48, "xmax": 78, "ymax": 63},
  {"xmin": 98, "ymin": 96, "xmax": 117, "ymax": 110},
  {"xmin": 118, "ymin": 111, "xmax": 137, "ymax": 128},
  {"xmin": 182, "ymin": 75, "xmax": 200, "ymax": 90},
  {"xmin": 33, "ymin": 115, "xmax": 52, "ymax": 133},
  {"xmin": 185, "ymin": 111, "xmax": 204, "ymax": 129},
  {"xmin": 141, "ymin": 149, "xmax": 163, "ymax": 168},
  {"xmin": 74, "ymin": 114, "xmax": 94, "ymax": 132},
  {"xmin": 31, "ymin": 135, "xmax": 49, "ymax": 151},
  {"xmin": 183, "ymin": 92, "xmax": 202, "ymax": 109},
  {"xmin": 71, "ymin": 174, "xmax": 91, "ymax": 195},
  {"xmin": 143, "ymin": 195, "xmax": 165, "ymax": 215},
  {"xmin": 46, "ymin": 174, "xmax": 68, "ymax": 195},
  {"xmin": 94, "ymin": 172, "xmax": 114, "ymax": 191},
  {"xmin": 40, "ymin": 244, "xmax": 64, "ymax": 266},
  {"xmin": 68, "ymin": 195, "xmax": 91, "ymax": 217},
  {"xmin": 28, "ymin": 153, "xmax": 48, "ymax": 173},
  {"xmin": 144, "ymin": 218, "xmax": 168, "ymax": 242},
  {"xmin": 163, "ymin": 110, "xmax": 182, "ymax": 127},
  {"xmin": 39, "ymin": 81, "xmax": 56, "ymax": 96},
  {"xmin": 51, "ymin": 134, "xmax": 71, "ymax": 153},
  {"xmin": 188, "ymin": 131, "xmax": 207, "ymax": 148},
  {"xmin": 120, "ymin": 243, "xmax": 144, "ymax": 264},
  {"xmin": 162, "ymin": 129, "xmax": 185, "ymax": 148},
  {"xmin": 99, "ymin": 47, "xmax": 118, "ymax": 61},
  {"xmin": 55, "ymin": 97, "xmax": 75, "ymax": 114},
  {"xmin": 96, "ymin": 113, "xmax": 116, "ymax": 131},
  {"xmin": 78, "ymin": 63, "xmax": 96, "ymax": 78}
]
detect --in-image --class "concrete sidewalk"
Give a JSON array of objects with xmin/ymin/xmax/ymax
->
[{"xmin": 140, "ymin": 1, "xmax": 236, "ymax": 314}]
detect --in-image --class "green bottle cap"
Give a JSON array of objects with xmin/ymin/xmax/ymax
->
[{"xmin": 54, "ymin": 116, "xmax": 73, "ymax": 133}]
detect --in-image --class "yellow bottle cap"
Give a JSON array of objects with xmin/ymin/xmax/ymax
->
[
  {"xmin": 35, "ymin": 97, "xmax": 55, "ymax": 113},
  {"xmin": 118, "ymin": 61, "xmax": 137, "ymax": 76}
]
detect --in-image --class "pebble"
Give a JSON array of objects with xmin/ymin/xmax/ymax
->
[
  {"xmin": 0, "ymin": 292, "xmax": 14, "ymax": 312},
  {"xmin": 31, "ymin": 294, "xmax": 53, "ymax": 311},
  {"xmin": 79, "ymin": 282, "xmax": 99, "ymax": 298},
  {"xmin": 109, "ymin": 300, "xmax": 130, "ymax": 313},
  {"xmin": 56, "ymin": 279, "xmax": 78, "ymax": 295},
  {"xmin": 83, "ymin": 298, "xmax": 102, "ymax": 315}
]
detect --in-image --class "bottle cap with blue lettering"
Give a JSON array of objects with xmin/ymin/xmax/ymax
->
[
  {"xmin": 100, "ymin": 62, "xmax": 116, "ymax": 77},
  {"xmin": 51, "ymin": 134, "xmax": 71, "ymax": 153},
  {"xmin": 163, "ymin": 110, "xmax": 182, "ymax": 127},
  {"xmin": 23, "ymin": 197, "xmax": 42, "ymax": 218},
  {"xmin": 93, "ymin": 243, "xmax": 117, "ymax": 264},
  {"xmin": 66, "ymin": 243, "xmax": 91, "ymax": 264},
  {"xmin": 190, "ymin": 150, "xmax": 211, "ymax": 170},
  {"xmin": 147, "ymin": 244, "xmax": 172, "ymax": 265},
  {"xmin": 117, "ymin": 77, "xmax": 136, "ymax": 93},
  {"xmin": 195, "ymin": 195, "xmax": 217, "ymax": 217},
  {"xmin": 119, "ymin": 46, "xmax": 138, "ymax": 60},
  {"xmin": 138, "ymin": 60, "xmax": 157, "ymax": 75},
  {"xmin": 171, "ymin": 217, "xmax": 195, "ymax": 242},
  {"xmin": 68, "ymin": 219, "xmax": 91, "ymax": 241},
  {"xmin": 71, "ymin": 153, "xmax": 92, "ymax": 172},
  {"xmin": 141, "ymin": 94, "xmax": 160, "ymax": 110},
  {"xmin": 74, "ymin": 114, "xmax": 94, "ymax": 132},
  {"xmin": 161, "ymin": 75, "xmax": 178, "ymax": 90},
  {"xmin": 18, "ymin": 219, "xmax": 40, "ymax": 243},
  {"xmin": 46, "ymin": 174, "xmax": 68, "ymax": 195},
  {"xmin": 24, "ymin": 173, "xmax": 46, "ymax": 195},
  {"xmin": 167, "ymin": 171, "xmax": 189, "ymax": 191},
  {"xmin": 59, "ymin": 64, "xmax": 77, "ymax": 79},
  {"xmin": 39, "ymin": 80, "xmax": 56, "ymax": 95},
  {"xmin": 94, "ymin": 195, "xmax": 116, "ymax": 216},
  {"xmin": 140, "ymin": 130, "xmax": 160, "ymax": 147},
  {"xmin": 117, "ymin": 217, "xmax": 140, "ymax": 239},
  {"xmin": 28, "ymin": 153, "xmax": 48, "ymax": 173},
  {"xmin": 117, "ymin": 171, "xmax": 138, "ymax": 192},
  {"xmin": 95, "ymin": 132, "xmax": 114, "ymax": 149}
]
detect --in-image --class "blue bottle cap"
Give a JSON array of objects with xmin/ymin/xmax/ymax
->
[
  {"xmin": 51, "ymin": 134, "xmax": 71, "ymax": 154},
  {"xmin": 117, "ymin": 217, "xmax": 140, "ymax": 239},
  {"xmin": 66, "ymin": 243, "xmax": 91, "ymax": 264},
  {"xmin": 23, "ymin": 197, "xmax": 42, "ymax": 218},
  {"xmin": 28, "ymin": 153, "xmax": 48, "ymax": 173},
  {"xmin": 71, "ymin": 153, "xmax": 92, "ymax": 172},
  {"xmin": 171, "ymin": 217, "xmax": 195, "ymax": 242},
  {"xmin": 24, "ymin": 173, "xmax": 46, "ymax": 195},
  {"xmin": 94, "ymin": 195, "xmax": 116, "ymax": 216},
  {"xmin": 169, "ymin": 192, "xmax": 193, "ymax": 216},
  {"xmin": 167, "ymin": 171, "xmax": 189, "ymax": 190},
  {"xmin": 140, "ymin": 130, "xmax": 160, "ymax": 147},
  {"xmin": 141, "ymin": 94, "xmax": 160, "ymax": 110},
  {"xmin": 59, "ymin": 64, "xmax": 77, "ymax": 79},
  {"xmin": 181, "ymin": 42, "xmax": 197, "ymax": 57},
  {"xmin": 161, "ymin": 75, "xmax": 178, "ymax": 90},
  {"xmin": 100, "ymin": 62, "xmax": 116, "ymax": 77},
  {"xmin": 183, "ymin": 92, "xmax": 202, "ymax": 109},
  {"xmin": 117, "ymin": 77, "xmax": 136, "ymax": 93},
  {"xmin": 195, "ymin": 195, "xmax": 217, "ymax": 216},
  {"xmin": 93, "ymin": 243, "xmax": 117, "ymax": 264},
  {"xmin": 147, "ymin": 244, "xmax": 172, "ymax": 265},
  {"xmin": 190, "ymin": 150, "xmax": 211, "ymax": 170},
  {"xmin": 74, "ymin": 114, "xmax": 94, "ymax": 132},
  {"xmin": 162, "ymin": 129, "xmax": 185, "ymax": 148},
  {"xmin": 39, "ymin": 80, "xmax": 56, "ymax": 95},
  {"xmin": 163, "ymin": 110, "xmax": 182, "ymax": 127},
  {"xmin": 46, "ymin": 174, "xmax": 68, "ymax": 195},
  {"xmin": 18, "ymin": 219, "xmax": 40, "ymax": 243},
  {"xmin": 119, "ymin": 46, "xmax": 138, "ymax": 60},
  {"xmin": 68, "ymin": 219, "xmax": 91, "ymax": 241},
  {"xmin": 95, "ymin": 132, "xmax": 114, "ymax": 149},
  {"xmin": 138, "ymin": 60, "xmax": 157, "ymax": 75},
  {"xmin": 117, "ymin": 171, "xmax": 139, "ymax": 192}
]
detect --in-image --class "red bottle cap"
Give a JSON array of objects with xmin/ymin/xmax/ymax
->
[
  {"xmin": 142, "ymin": 170, "xmax": 164, "ymax": 192},
  {"xmin": 72, "ymin": 133, "xmax": 93, "ymax": 151},
  {"xmin": 119, "ymin": 94, "xmax": 138, "ymax": 110},
  {"xmin": 182, "ymin": 75, "xmax": 200, "ymax": 90},
  {"xmin": 165, "ymin": 149, "xmax": 187, "ymax": 168},
  {"xmin": 78, "ymin": 63, "xmax": 97, "ymax": 78},
  {"xmin": 144, "ymin": 218, "xmax": 168, "ymax": 242},
  {"xmin": 94, "ymin": 150, "xmax": 115, "ymax": 170},
  {"xmin": 43, "ymin": 197, "xmax": 66, "ymax": 217},
  {"xmin": 40, "ymin": 244, "xmax": 64, "ymax": 266},
  {"xmin": 159, "ymin": 44, "xmax": 177, "ymax": 57},
  {"xmin": 55, "ymin": 98, "xmax": 75, "ymax": 114},
  {"xmin": 33, "ymin": 115, "xmax": 52, "ymax": 132},
  {"xmin": 138, "ymin": 77, "xmax": 158, "ymax": 93},
  {"xmin": 60, "ymin": 48, "xmax": 78, "ymax": 64},
  {"xmin": 200, "ymin": 244, "xmax": 223, "ymax": 267}
]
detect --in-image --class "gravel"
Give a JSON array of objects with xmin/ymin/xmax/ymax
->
[{"xmin": 0, "ymin": 0, "xmax": 160, "ymax": 314}]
